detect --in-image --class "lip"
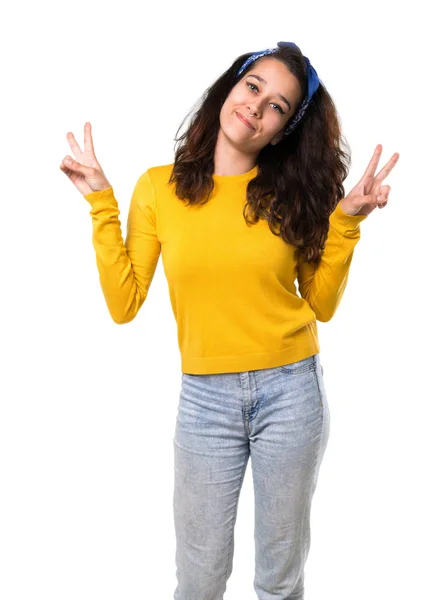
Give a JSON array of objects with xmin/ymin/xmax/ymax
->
[{"xmin": 236, "ymin": 112, "xmax": 255, "ymax": 130}]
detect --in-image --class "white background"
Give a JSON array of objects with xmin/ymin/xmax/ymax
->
[{"xmin": 1, "ymin": 1, "xmax": 447, "ymax": 598}]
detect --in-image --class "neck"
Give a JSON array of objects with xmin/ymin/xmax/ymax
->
[{"xmin": 213, "ymin": 128, "xmax": 258, "ymax": 176}]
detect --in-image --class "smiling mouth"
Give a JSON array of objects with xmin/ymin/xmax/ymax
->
[{"xmin": 236, "ymin": 112, "xmax": 255, "ymax": 130}]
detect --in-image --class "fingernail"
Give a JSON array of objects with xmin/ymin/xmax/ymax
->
[{"xmin": 64, "ymin": 158, "xmax": 72, "ymax": 164}]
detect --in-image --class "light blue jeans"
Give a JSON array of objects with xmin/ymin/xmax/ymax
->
[{"xmin": 172, "ymin": 353, "xmax": 330, "ymax": 600}]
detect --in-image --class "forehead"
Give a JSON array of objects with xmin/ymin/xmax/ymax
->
[{"xmin": 245, "ymin": 57, "xmax": 301, "ymax": 96}]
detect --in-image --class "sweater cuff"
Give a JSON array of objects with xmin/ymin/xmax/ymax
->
[
  {"xmin": 84, "ymin": 185, "xmax": 115, "ymax": 207},
  {"xmin": 329, "ymin": 200, "xmax": 368, "ymax": 236}
]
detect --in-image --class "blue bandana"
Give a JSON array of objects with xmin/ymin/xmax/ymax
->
[{"xmin": 236, "ymin": 41, "xmax": 321, "ymax": 138}]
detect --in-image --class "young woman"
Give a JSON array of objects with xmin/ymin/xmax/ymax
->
[{"xmin": 60, "ymin": 41, "xmax": 399, "ymax": 599}]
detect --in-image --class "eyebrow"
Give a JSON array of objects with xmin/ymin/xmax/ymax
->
[{"xmin": 246, "ymin": 74, "xmax": 292, "ymax": 111}]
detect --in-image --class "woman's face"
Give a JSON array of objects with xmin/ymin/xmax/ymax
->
[{"xmin": 219, "ymin": 57, "xmax": 303, "ymax": 153}]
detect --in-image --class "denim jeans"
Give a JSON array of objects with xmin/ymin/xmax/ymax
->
[{"xmin": 172, "ymin": 352, "xmax": 330, "ymax": 600}]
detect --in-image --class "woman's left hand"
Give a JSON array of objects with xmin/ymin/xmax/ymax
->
[{"xmin": 339, "ymin": 144, "xmax": 400, "ymax": 217}]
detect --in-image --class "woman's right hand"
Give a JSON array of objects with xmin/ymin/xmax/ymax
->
[{"xmin": 60, "ymin": 122, "xmax": 112, "ymax": 196}]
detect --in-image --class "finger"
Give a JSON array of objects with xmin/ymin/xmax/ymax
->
[
  {"xmin": 84, "ymin": 122, "xmax": 95, "ymax": 155},
  {"xmin": 360, "ymin": 144, "xmax": 383, "ymax": 181},
  {"xmin": 60, "ymin": 158, "xmax": 76, "ymax": 173},
  {"xmin": 66, "ymin": 131, "xmax": 83, "ymax": 160},
  {"xmin": 59, "ymin": 163, "xmax": 75, "ymax": 179},
  {"xmin": 62, "ymin": 156, "xmax": 92, "ymax": 177},
  {"xmin": 377, "ymin": 186, "xmax": 391, "ymax": 207},
  {"xmin": 375, "ymin": 184, "xmax": 391, "ymax": 198},
  {"xmin": 374, "ymin": 153, "xmax": 400, "ymax": 185},
  {"xmin": 62, "ymin": 155, "xmax": 75, "ymax": 168}
]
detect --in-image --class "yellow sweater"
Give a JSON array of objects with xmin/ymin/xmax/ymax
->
[{"xmin": 84, "ymin": 163, "xmax": 367, "ymax": 374}]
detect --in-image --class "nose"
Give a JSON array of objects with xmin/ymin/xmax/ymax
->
[
  {"xmin": 247, "ymin": 105, "xmax": 260, "ymax": 117},
  {"xmin": 247, "ymin": 100, "xmax": 262, "ymax": 117}
]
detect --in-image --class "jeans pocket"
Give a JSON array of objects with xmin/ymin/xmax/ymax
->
[{"xmin": 274, "ymin": 354, "xmax": 317, "ymax": 375}]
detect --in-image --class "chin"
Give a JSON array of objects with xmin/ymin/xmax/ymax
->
[{"xmin": 220, "ymin": 118, "xmax": 247, "ymax": 144}]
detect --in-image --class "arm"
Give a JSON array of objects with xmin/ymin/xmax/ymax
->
[
  {"xmin": 296, "ymin": 200, "xmax": 367, "ymax": 322},
  {"xmin": 84, "ymin": 170, "xmax": 161, "ymax": 324}
]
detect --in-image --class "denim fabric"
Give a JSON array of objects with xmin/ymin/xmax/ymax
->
[{"xmin": 172, "ymin": 353, "xmax": 330, "ymax": 600}]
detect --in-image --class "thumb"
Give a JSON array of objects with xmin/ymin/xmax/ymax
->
[
  {"xmin": 63, "ymin": 156, "xmax": 93, "ymax": 178},
  {"xmin": 376, "ymin": 184, "xmax": 391, "ymax": 202}
]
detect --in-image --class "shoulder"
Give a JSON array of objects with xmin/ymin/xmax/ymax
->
[
  {"xmin": 129, "ymin": 164, "xmax": 171, "ymax": 208},
  {"xmin": 146, "ymin": 163, "xmax": 175, "ymax": 187},
  {"xmin": 131, "ymin": 163, "xmax": 175, "ymax": 212}
]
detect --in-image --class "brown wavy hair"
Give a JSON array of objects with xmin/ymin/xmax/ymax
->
[{"xmin": 168, "ymin": 45, "xmax": 351, "ymax": 265}]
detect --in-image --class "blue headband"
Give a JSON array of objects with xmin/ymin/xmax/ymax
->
[{"xmin": 236, "ymin": 41, "xmax": 321, "ymax": 138}]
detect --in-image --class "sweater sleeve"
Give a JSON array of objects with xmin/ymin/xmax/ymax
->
[
  {"xmin": 83, "ymin": 170, "xmax": 161, "ymax": 324},
  {"xmin": 296, "ymin": 200, "xmax": 368, "ymax": 322}
]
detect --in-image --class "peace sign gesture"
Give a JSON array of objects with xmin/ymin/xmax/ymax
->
[
  {"xmin": 59, "ymin": 122, "xmax": 111, "ymax": 196},
  {"xmin": 339, "ymin": 145, "xmax": 400, "ymax": 217}
]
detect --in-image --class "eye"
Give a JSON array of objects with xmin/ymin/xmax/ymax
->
[{"xmin": 246, "ymin": 82, "xmax": 285, "ymax": 114}]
